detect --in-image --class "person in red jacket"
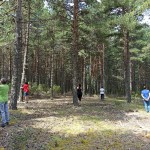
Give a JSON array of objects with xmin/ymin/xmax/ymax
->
[{"xmin": 22, "ymin": 82, "xmax": 29, "ymax": 103}]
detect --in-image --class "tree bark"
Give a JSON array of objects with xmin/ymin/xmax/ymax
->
[
  {"xmin": 50, "ymin": 49, "xmax": 54, "ymax": 100},
  {"xmin": 10, "ymin": 0, "xmax": 22, "ymax": 109},
  {"xmin": 82, "ymin": 57, "xmax": 86, "ymax": 96},
  {"xmin": 9, "ymin": 48, "xmax": 12, "ymax": 82},
  {"xmin": 61, "ymin": 48, "xmax": 66, "ymax": 97},
  {"xmin": 88, "ymin": 54, "xmax": 92, "ymax": 96},
  {"xmin": 19, "ymin": 0, "xmax": 30, "ymax": 102},
  {"xmin": 72, "ymin": 0, "xmax": 79, "ymax": 106},
  {"xmin": 123, "ymin": 29, "xmax": 131, "ymax": 103},
  {"xmin": 99, "ymin": 44, "xmax": 105, "ymax": 88}
]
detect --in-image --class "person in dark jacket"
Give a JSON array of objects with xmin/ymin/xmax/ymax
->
[{"xmin": 77, "ymin": 84, "xmax": 82, "ymax": 102}]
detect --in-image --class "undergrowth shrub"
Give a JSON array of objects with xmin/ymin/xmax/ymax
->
[
  {"xmin": 37, "ymin": 84, "xmax": 49, "ymax": 93},
  {"xmin": 29, "ymin": 83, "xmax": 37, "ymax": 94},
  {"xmin": 30, "ymin": 83, "xmax": 49, "ymax": 96},
  {"xmin": 30, "ymin": 83, "xmax": 61, "ymax": 97},
  {"xmin": 50, "ymin": 85, "xmax": 61, "ymax": 96}
]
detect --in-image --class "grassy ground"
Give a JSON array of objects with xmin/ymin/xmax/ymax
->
[{"xmin": 0, "ymin": 96, "xmax": 150, "ymax": 150}]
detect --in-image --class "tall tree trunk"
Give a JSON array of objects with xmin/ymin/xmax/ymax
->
[
  {"xmin": 88, "ymin": 54, "xmax": 92, "ymax": 96},
  {"xmin": 123, "ymin": 29, "xmax": 131, "ymax": 103},
  {"xmin": 19, "ymin": 0, "xmax": 30, "ymax": 102},
  {"xmin": 72, "ymin": 0, "xmax": 79, "ymax": 106},
  {"xmin": 130, "ymin": 61, "xmax": 132, "ymax": 92},
  {"xmin": 82, "ymin": 57, "xmax": 86, "ymax": 96},
  {"xmin": 9, "ymin": 48, "xmax": 12, "ymax": 81},
  {"xmin": 50, "ymin": 28, "xmax": 55, "ymax": 100},
  {"xmin": 61, "ymin": 48, "xmax": 66, "ymax": 97},
  {"xmin": 35, "ymin": 48, "xmax": 39, "ymax": 85},
  {"xmin": 50, "ymin": 49, "xmax": 54, "ymax": 100},
  {"xmin": 10, "ymin": 0, "xmax": 22, "ymax": 109},
  {"xmin": 99, "ymin": 44, "xmax": 105, "ymax": 87},
  {"xmin": 2, "ymin": 52, "xmax": 4, "ymax": 77}
]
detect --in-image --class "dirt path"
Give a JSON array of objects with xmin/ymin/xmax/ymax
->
[{"xmin": 0, "ymin": 96, "xmax": 150, "ymax": 150}]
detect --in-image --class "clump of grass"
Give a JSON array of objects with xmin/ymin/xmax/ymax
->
[
  {"xmin": 80, "ymin": 138, "xmax": 88, "ymax": 144},
  {"xmin": 11, "ymin": 128, "xmax": 31, "ymax": 150},
  {"xmin": 46, "ymin": 135, "xmax": 70, "ymax": 149},
  {"xmin": 109, "ymin": 97, "xmax": 143, "ymax": 112}
]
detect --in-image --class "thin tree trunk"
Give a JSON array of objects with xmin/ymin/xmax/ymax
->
[
  {"xmin": 35, "ymin": 48, "xmax": 39, "ymax": 85},
  {"xmin": 99, "ymin": 44, "xmax": 105, "ymax": 87},
  {"xmin": 10, "ymin": 0, "xmax": 22, "ymax": 109},
  {"xmin": 88, "ymin": 54, "xmax": 92, "ymax": 96},
  {"xmin": 61, "ymin": 48, "xmax": 66, "ymax": 97},
  {"xmin": 50, "ymin": 49, "xmax": 54, "ymax": 100},
  {"xmin": 72, "ymin": 0, "xmax": 79, "ymax": 106},
  {"xmin": 50, "ymin": 28, "xmax": 55, "ymax": 100},
  {"xmin": 123, "ymin": 29, "xmax": 131, "ymax": 103},
  {"xmin": 19, "ymin": 0, "xmax": 30, "ymax": 102},
  {"xmin": 82, "ymin": 57, "xmax": 86, "ymax": 96},
  {"xmin": 9, "ymin": 48, "xmax": 12, "ymax": 81},
  {"xmin": 130, "ymin": 61, "xmax": 132, "ymax": 92},
  {"xmin": 2, "ymin": 52, "xmax": 4, "ymax": 77},
  {"xmin": 102, "ymin": 44, "xmax": 105, "ymax": 87}
]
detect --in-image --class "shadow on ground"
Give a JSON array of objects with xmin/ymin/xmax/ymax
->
[
  {"xmin": 1, "ymin": 124, "xmax": 150, "ymax": 150},
  {"xmin": 14, "ymin": 96, "xmax": 144, "ymax": 123}
]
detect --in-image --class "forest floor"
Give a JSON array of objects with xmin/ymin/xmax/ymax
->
[{"xmin": 0, "ymin": 96, "xmax": 150, "ymax": 150}]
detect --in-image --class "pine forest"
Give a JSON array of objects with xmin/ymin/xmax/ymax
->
[{"xmin": 0, "ymin": 0, "xmax": 150, "ymax": 149}]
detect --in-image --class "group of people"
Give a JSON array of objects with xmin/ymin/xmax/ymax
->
[
  {"xmin": 1, "ymin": 80, "xmax": 150, "ymax": 127},
  {"xmin": 0, "ymin": 79, "xmax": 29, "ymax": 128},
  {"xmin": 77, "ymin": 84, "xmax": 150, "ymax": 113},
  {"xmin": 76, "ymin": 84, "xmax": 105, "ymax": 102}
]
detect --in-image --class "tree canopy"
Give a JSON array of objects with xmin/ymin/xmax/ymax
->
[{"xmin": 0, "ymin": 0, "xmax": 150, "ymax": 107}]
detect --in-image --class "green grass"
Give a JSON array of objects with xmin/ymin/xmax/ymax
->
[{"xmin": 4, "ymin": 96, "xmax": 149, "ymax": 150}]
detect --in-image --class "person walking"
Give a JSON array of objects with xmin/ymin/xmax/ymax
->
[
  {"xmin": 77, "ymin": 84, "xmax": 82, "ymax": 102},
  {"xmin": 0, "ymin": 78, "xmax": 10, "ymax": 128},
  {"xmin": 22, "ymin": 81, "xmax": 29, "ymax": 103},
  {"xmin": 100, "ymin": 86, "xmax": 105, "ymax": 100},
  {"xmin": 141, "ymin": 86, "xmax": 150, "ymax": 112}
]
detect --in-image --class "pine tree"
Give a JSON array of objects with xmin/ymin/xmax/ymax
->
[{"xmin": 10, "ymin": 0, "xmax": 23, "ymax": 109}]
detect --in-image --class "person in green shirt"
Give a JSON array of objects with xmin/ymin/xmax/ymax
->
[{"xmin": 0, "ymin": 78, "xmax": 10, "ymax": 127}]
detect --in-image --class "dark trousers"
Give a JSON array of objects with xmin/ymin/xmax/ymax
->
[
  {"xmin": 77, "ymin": 93, "xmax": 82, "ymax": 101},
  {"xmin": 101, "ymin": 94, "xmax": 104, "ymax": 100}
]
